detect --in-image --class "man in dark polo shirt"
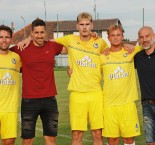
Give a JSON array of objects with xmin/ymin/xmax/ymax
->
[{"xmin": 134, "ymin": 26, "xmax": 155, "ymax": 145}]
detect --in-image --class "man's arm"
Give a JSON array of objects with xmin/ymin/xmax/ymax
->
[
  {"xmin": 50, "ymin": 39, "xmax": 68, "ymax": 54},
  {"xmin": 17, "ymin": 37, "xmax": 68, "ymax": 54},
  {"xmin": 61, "ymin": 46, "xmax": 68, "ymax": 54},
  {"xmin": 17, "ymin": 37, "xmax": 31, "ymax": 50}
]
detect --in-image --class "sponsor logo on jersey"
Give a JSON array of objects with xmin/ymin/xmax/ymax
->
[
  {"xmin": 12, "ymin": 58, "xmax": 16, "ymax": 64},
  {"xmin": 93, "ymin": 43, "xmax": 99, "ymax": 48},
  {"xmin": 109, "ymin": 66, "xmax": 128, "ymax": 80},
  {"xmin": 135, "ymin": 123, "xmax": 139, "ymax": 132},
  {"xmin": 0, "ymin": 72, "xmax": 16, "ymax": 85},
  {"xmin": 76, "ymin": 55, "xmax": 96, "ymax": 68},
  {"xmin": 123, "ymin": 53, "xmax": 128, "ymax": 57}
]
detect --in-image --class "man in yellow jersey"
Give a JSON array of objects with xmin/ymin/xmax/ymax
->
[
  {"xmin": 100, "ymin": 24, "xmax": 141, "ymax": 145},
  {"xmin": 55, "ymin": 12, "xmax": 108, "ymax": 145},
  {"xmin": 0, "ymin": 25, "xmax": 21, "ymax": 145}
]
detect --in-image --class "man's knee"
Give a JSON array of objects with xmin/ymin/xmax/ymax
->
[
  {"xmin": 44, "ymin": 136, "xmax": 56, "ymax": 145},
  {"xmin": 2, "ymin": 138, "xmax": 15, "ymax": 145},
  {"xmin": 92, "ymin": 129, "xmax": 102, "ymax": 140},
  {"xmin": 123, "ymin": 137, "xmax": 135, "ymax": 145},
  {"xmin": 108, "ymin": 137, "xmax": 119, "ymax": 145},
  {"xmin": 72, "ymin": 130, "xmax": 84, "ymax": 142},
  {"xmin": 22, "ymin": 138, "xmax": 34, "ymax": 145}
]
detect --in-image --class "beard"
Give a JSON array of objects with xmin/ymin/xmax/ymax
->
[{"xmin": 141, "ymin": 38, "xmax": 154, "ymax": 50}]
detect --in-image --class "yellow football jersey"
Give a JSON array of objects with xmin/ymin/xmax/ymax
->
[
  {"xmin": 56, "ymin": 34, "xmax": 108, "ymax": 92},
  {"xmin": 0, "ymin": 51, "xmax": 21, "ymax": 112},
  {"xmin": 100, "ymin": 47, "xmax": 140, "ymax": 106}
]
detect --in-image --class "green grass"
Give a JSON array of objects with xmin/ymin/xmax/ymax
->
[{"xmin": 14, "ymin": 70, "xmax": 146, "ymax": 145}]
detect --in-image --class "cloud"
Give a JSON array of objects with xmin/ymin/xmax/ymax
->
[{"xmin": 0, "ymin": 0, "xmax": 155, "ymax": 41}]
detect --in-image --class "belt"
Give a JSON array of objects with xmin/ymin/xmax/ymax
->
[{"xmin": 142, "ymin": 99, "xmax": 155, "ymax": 105}]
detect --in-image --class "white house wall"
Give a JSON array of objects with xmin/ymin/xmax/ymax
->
[
  {"xmin": 102, "ymin": 31, "xmax": 111, "ymax": 47},
  {"xmin": 54, "ymin": 32, "xmax": 64, "ymax": 39}
]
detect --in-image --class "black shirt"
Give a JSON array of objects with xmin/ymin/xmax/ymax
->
[{"xmin": 134, "ymin": 50, "xmax": 155, "ymax": 101}]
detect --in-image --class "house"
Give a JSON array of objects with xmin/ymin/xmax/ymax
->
[{"xmin": 12, "ymin": 18, "xmax": 123, "ymax": 66}]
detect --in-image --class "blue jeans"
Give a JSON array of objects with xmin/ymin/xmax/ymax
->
[{"xmin": 142, "ymin": 104, "xmax": 155, "ymax": 143}]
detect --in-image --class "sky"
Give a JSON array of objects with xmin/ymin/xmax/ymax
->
[{"xmin": 0, "ymin": 0, "xmax": 155, "ymax": 41}]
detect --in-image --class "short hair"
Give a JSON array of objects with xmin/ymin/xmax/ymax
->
[
  {"xmin": 107, "ymin": 24, "xmax": 124, "ymax": 36},
  {"xmin": 31, "ymin": 18, "xmax": 46, "ymax": 31},
  {"xmin": 0, "ymin": 25, "xmax": 13, "ymax": 38},
  {"xmin": 138, "ymin": 26, "xmax": 154, "ymax": 36},
  {"xmin": 77, "ymin": 12, "xmax": 93, "ymax": 22}
]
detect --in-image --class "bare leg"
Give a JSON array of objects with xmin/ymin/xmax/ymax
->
[
  {"xmin": 2, "ymin": 138, "xmax": 15, "ymax": 145},
  {"xmin": 44, "ymin": 136, "xmax": 56, "ymax": 145},
  {"xmin": 91, "ymin": 129, "xmax": 104, "ymax": 145},
  {"xmin": 148, "ymin": 143, "xmax": 155, "ymax": 145},
  {"xmin": 22, "ymin": 138, "xmax": 34, "ymax": 145},
  {"xmin": 107, "ymin": 137, "xmax": 120, "ymax": 145},
  {"xmin": 72, "ymin": 130, "xmax": 84, "ymax": 145},
  {"xmin": 123, "ymin": 137, "xmax": 134, "ymax": 144}
]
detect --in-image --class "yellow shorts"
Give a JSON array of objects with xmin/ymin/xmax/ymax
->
[
  {"xmin": 69, "ymin": 91, "xmax": 104, "ymax": 131},
  {"xmin": 102, "ymin": 102, "xmax": 140, "ymax": 137},
  {"xmin": 0, "ymin": 112, "xmax": 18, "ymax": 139}
]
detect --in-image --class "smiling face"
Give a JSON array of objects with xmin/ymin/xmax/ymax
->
[
  {"xmin": 138, "ymin": 27, "xmax": 155, "ymax": 50},
  {"xmin": 31, "ymin": 26, "xmax": 46, "ymax": 47},
  {"xmin": 0, "ymin": 30, "xmax": 12, "ymax": 54}
]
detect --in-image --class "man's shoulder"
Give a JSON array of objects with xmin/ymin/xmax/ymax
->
[
  {"xmin": 58, "ymin": 34, "xmax": 74, "ymax": 39},
  {"xmin": 8, "ymin": 50, "xmax": 20, "ymax": 58},
  {"xmin": 45, "ymin": 40, "xmax": 63, "ymax": 47},
  {"xmin": 135, "ymin": 50, "xmax": 144, "ymax": 57},
  {"xmin": 95, "ymin": 38, "xmax": 108, "ymax": 47}
]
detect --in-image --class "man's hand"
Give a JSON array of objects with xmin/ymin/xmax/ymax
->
[
  {"xmin": 17, "ymin": 37, "xmax": 31, "ymax": 51},
  {"xmin": 90, "ymin": 32, "xmax": 99, "ymax": 40},
  {"xmin": 67, "ymin": 66, "xmax": 73, "ymax": 77},
  {"xmin": 123, "ymin": 43, "xmax": 135, "ymax": 54},
  {"xmin": 102, "ymin": 48, "xmax": 111, "ymax": 56}
]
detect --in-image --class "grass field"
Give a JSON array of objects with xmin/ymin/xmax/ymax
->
[{"xmin": 14, "ymin": 70, "xmax": 146, "ymax": 145}]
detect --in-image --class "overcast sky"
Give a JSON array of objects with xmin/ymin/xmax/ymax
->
[{"xmin": 0, "ymin": 0, "xmax": 154, "ymax": 41}]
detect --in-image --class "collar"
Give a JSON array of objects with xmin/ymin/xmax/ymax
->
[{"xmin": 142, "ymin": 49, "xmax": 155, "ymax": 56}]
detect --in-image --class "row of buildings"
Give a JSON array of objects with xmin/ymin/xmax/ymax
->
[{"xmin": 11, "ymin": 18, "xmax": 125, "ymax": 66}]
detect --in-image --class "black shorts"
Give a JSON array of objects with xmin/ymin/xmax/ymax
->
[{"xmin": 21, "ymin": 96, "xmax": 59, "ymax": 139}]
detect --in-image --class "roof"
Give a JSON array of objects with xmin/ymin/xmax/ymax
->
[
  {"xmin": 52, "ymin": 18, "xmax": 121, "ymax": 32},
  {"xmin": 12, "ymin": 18, "xmax": 122, "ymax": 44}
]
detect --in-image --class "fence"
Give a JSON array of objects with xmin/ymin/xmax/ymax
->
[{"xmin": 55, "ymin": 54, "xmax": 68, "ymax": 67}]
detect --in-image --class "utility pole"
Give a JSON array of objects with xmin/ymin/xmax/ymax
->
[
  {"xmin": 94, "ymin": 0, "xmax": 96, "ymax": 20},
  {"xmin": 20, "ymin": 16, "xmax": 25, "ymax": 38},
  {"xmin": 143, "ymin": 8, "xmax": 144, "ymax": 26},
  {"xmin": 44, "ymin": 0, "xmax": 47, "ymax": 22},
  {"xmin": 56, "ymin": 14, "xmax": 59, "ymax": 38}
]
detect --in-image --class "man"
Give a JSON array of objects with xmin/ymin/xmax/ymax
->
[
  {"xmin": 55, "ymin": 12, "xmax": 108, "ymax": 145},
  {"xmin": 12, "ymin": 18, "xmax": 66, "ymax": 145},
  {"xmin": 134, "ymin": 26, "xmax": 155, "ymax": 145},
  {"xmin": 100, "ymin": 24, "xmax": 141, "ymax": 145},
  {"xmin": 0, "ymin": 25, "xmax": 21, "ymax": 145},
  {"xmin": 18, "ymin": 13, "xmax": 134, "ymax": 145}
]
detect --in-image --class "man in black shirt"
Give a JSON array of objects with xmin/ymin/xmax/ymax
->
[{"xmin": 135, "ymin": 26, "xmax": 155, "ymax": 145}]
